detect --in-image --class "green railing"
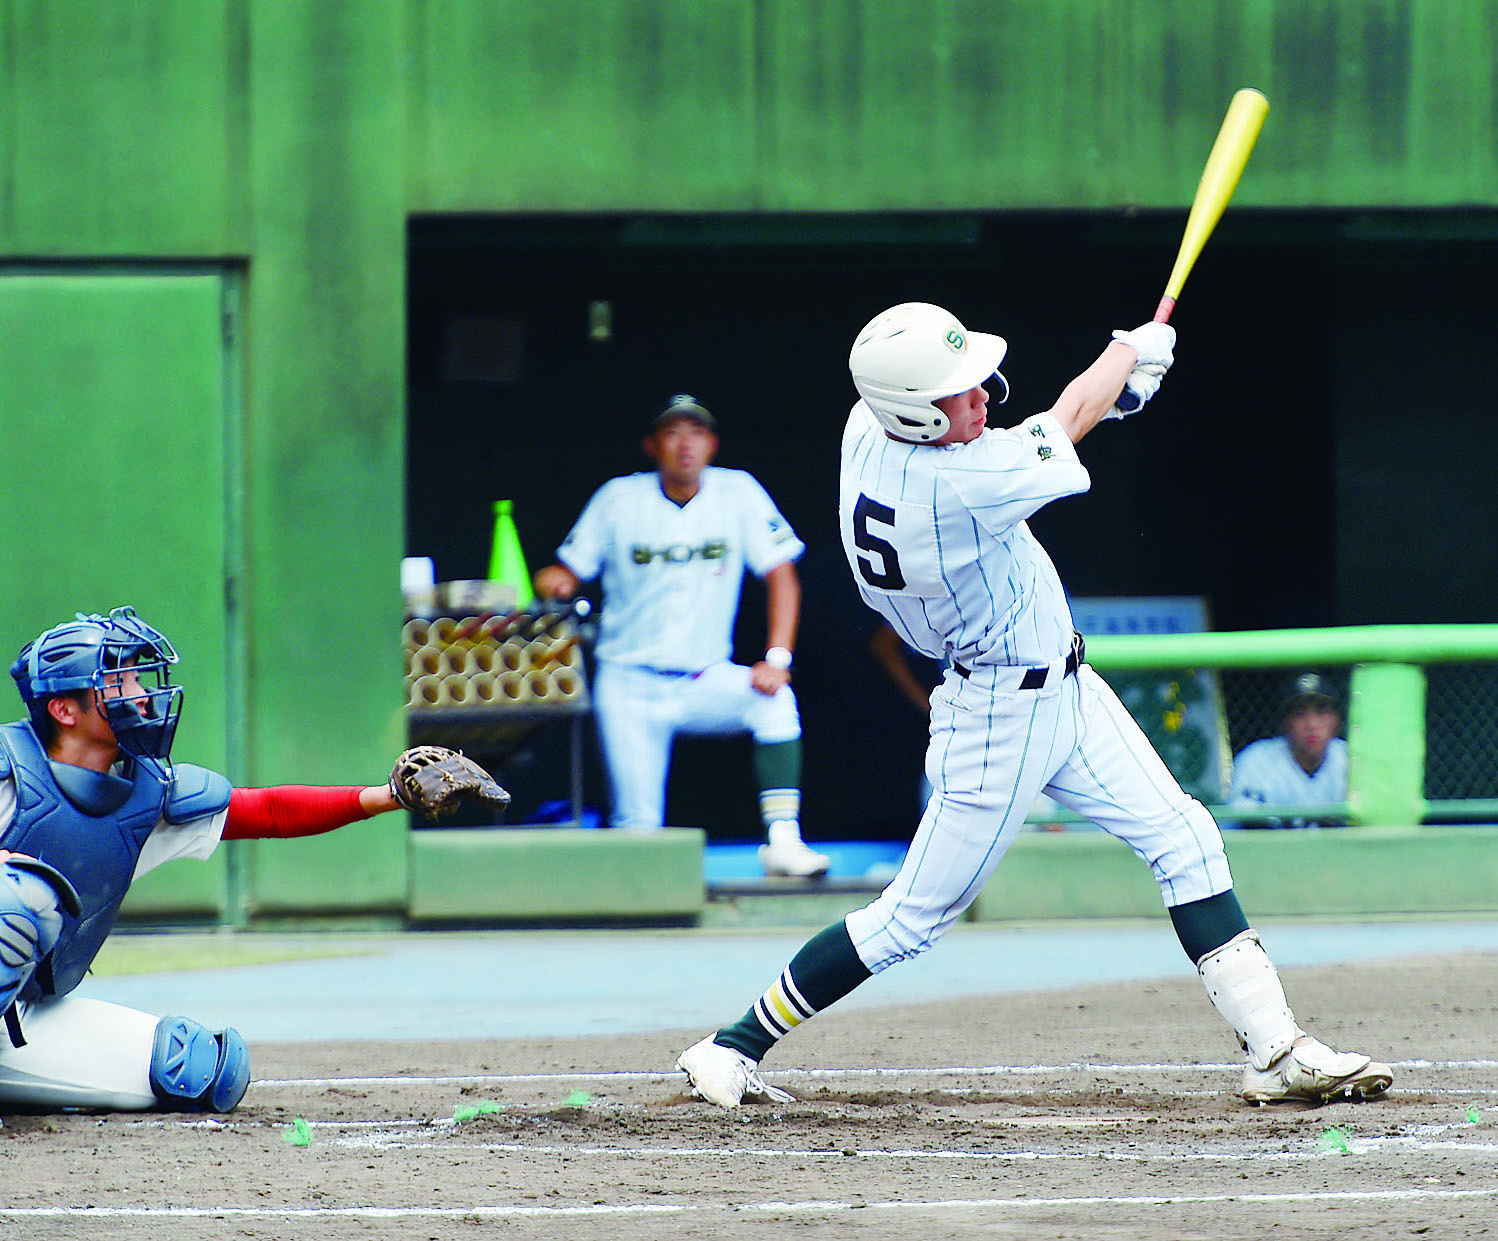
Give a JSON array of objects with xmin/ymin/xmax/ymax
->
[{"xmin": 1072, "ymin": 624, "xmax": 1498, "ymax": 828}]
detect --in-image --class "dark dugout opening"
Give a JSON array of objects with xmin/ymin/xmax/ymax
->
[{"xmin": 407, "ymin": 210, "xmax": 1498, "ymax": 841}]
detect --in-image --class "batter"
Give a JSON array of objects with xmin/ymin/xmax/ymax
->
[{"xmin": 677, "ymin": 303, "xmax": 1392, "ymax": 1106}]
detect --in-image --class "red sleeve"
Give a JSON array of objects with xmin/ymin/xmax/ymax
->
[{"xmin": 223, "ymin": 786, "xmax": 373, "ymax": 840}]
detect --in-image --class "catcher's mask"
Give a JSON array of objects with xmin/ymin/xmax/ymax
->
[
  {"xmin": 11, "ymin": 606, "xmax": 183, "ymax": 762},
  {"xmin": 849, "ymin": 302, "xmax": 1009, "ymax": 443}
]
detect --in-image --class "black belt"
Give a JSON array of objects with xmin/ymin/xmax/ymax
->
[{"xmin": 952, "ymin": 632, "xmax": 1085, "ymax": 688}]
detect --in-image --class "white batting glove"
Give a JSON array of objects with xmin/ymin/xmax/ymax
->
[
  {"xmin": 1112, "ymin": 322, "xmax": 1176, "ymax": 369},
  {"xmin": 1105, "ymin": 362, "xmax": 1166, "ymax": 419}
]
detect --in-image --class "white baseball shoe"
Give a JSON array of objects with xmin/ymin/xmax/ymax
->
[
  {"xmin": 758, "ymin": 821, "xmax": 830, "ymax": 879},
  {"xmin": 676, "ymin": 1035, "xmax": 795, "ymax": 1108},
  {"xmin": 1242, "ymin": 1035, "xmax": 1393, "ymax": 1104}
]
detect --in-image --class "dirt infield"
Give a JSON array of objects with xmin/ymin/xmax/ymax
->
[{"xmin": 4, "ymin": 948, "xmax": 1497, "ymax": 1240}]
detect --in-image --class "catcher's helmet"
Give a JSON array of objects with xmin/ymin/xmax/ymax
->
[
  {"xmin": 10, "ymin": 606, "xmax": 183, "ymax": 761},
  {"xmin": 849, "ymin": 302, "xmax": 1009, "ymax": 443}
]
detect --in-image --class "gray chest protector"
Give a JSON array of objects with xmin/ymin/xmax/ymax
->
[{"xmin": 0, "ymin": 720, "xmax": 230, "ymax": 998}]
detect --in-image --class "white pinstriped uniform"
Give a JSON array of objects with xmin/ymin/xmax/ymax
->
[
  {"xmin": 1231, "ymin": 736, "xmax": 1350, "ymax": 812},
  {"xmin": 838, "ymin": 400, "xmax": 1232, "ymax": 973},
  {"xmin": 557, "ymin": 466, "xmax": 804, "ymax": 830}
]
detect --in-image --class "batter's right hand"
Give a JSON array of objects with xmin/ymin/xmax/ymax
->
[
  {"xmin": 1106, "ymin": 363, "xmax": 1165, "ymax": 419},
  {"xmin": 1111, "ymin": 322, "xmax": 1176, "ymax": 369}
]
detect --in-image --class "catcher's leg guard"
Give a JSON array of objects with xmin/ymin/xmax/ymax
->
[
  {"xmin": 1196, "ymin": 929, "xmax": 1300, "ymax": 1070},
  {"xmin": 0, "ymin": 995, "xmax": 161, "ymax": 1110},
  {"xmin": 150, "ymin": 1015, "xmax": 251, "ymax": 1113}
]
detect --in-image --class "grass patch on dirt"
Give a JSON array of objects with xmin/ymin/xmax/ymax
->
[{"xmin": 89, "ymin": 933, "xmax": 380, "ymax": 976}]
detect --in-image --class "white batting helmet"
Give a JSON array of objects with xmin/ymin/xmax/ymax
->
[{"xmin": 849, "ymin": 303, "xmax": 1009, "ymax": 442}]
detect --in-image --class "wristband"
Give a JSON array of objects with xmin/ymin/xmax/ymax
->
[{"xmin": 764, "ymin": 646, "xmax": 793, "ymax": 671}]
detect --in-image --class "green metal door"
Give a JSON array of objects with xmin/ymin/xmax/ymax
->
[{"xmin": 0, "ymin": 267, "xmax": 239, "ymax": 918}]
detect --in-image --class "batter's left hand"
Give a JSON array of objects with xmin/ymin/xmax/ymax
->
[{"xmin": 751, "ymin": 662, "xmax": 792, "ymax": 695}]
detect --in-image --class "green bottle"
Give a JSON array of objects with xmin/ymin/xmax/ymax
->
[{"xmin": 488, "ymin": 499, "xmax": 534, "ymax": 610}]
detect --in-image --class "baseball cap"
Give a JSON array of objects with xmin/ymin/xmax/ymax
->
[
  {"xmin": 650, "ymin": 393, "xmax": 717, "ymax": 433},
  {"xmin": 1280, "ymin": 671, "xmax": 1338, "ymax": 717}
]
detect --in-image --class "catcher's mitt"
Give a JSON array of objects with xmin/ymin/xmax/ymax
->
[{"xmin": 389, "ymin": 746, "xmax": 511, "ymax": 820}]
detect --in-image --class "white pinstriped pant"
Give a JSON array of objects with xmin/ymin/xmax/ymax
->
[
  {"xmin": 846, "ymin": 662, "xmax": 1233, "ymax": 974},
  {"xmin": 593, "ymin": 659, "xmax": 801, "ymax": 831}
]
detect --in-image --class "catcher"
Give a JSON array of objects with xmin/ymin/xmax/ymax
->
[{"xmin": 0, "ymin": 606, "xmax": 508, "ymax": 1114}]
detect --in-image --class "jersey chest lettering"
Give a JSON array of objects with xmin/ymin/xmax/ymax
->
[{"xmin": 630, "ymin": 539, "xmax": 730, "ymax": 566}]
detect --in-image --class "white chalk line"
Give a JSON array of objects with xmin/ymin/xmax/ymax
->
[
  {"xmin": 249, "ymin": 1057, "xmax": 1498, "ymax": 1089},
  {"xmin": 3, "ymin": 1187, "xmax": 1498, "ymax": 1220},
  {"xmin": 129, "ymin": 1113, "xmax": 1498, "ymax": 1165},
  {"xmin": 327, "ymin": 1133, "xmax": 1498, "ymax": 1162}
]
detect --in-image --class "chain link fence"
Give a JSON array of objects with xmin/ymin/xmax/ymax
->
[
  {"xmin": 1058, "ymin": 660, "xmax": 1498, "ymax": 824},
  {"xmin": 1425, "ymin": 662, "xmax": 1498, "ymax": 805}
]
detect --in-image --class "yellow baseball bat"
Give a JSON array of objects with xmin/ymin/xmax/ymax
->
[{"xmin": 1117, "ymin": 88, "xmax": 1269, "ymax": 410}]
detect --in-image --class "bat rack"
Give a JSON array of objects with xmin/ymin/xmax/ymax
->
[{"xmin": 403, "ymin": 608, "xmax": 594, "ymax": 829}]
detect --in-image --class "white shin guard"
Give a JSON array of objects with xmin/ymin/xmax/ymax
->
[{"xmin": 1196, "ymin": 929, "xmax": 1301, "ymax": 1070}]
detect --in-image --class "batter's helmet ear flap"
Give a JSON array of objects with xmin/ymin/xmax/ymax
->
[{"xmin": 849, "ymin": 302, "xmax": 1008, "ymax": 442}]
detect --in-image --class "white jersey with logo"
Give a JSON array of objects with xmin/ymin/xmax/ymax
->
[
  {"xmin": 557, "ymin": 465, "xmax": 804, "ymax": 831},
  {"xmin": 1231, "ymin": 736, "xmax": 1350, "ymax": 808},
  {"xmin": 557, "ymin": 465, "xmax": 805, "ymax": 671},
  {"xmin": 838, "ymin": 400, "xmax": 1084, "ymax": 669}
]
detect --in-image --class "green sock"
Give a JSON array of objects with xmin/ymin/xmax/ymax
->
[
  {"xmin": 1169, "ymin": 889, "xmax": 1251, "ymax": 963},
  {"xmin": 753, "ymin": 738, "xmax": 802, "ymax": 827},
  {"xmin": 715, "ymin": 921, "xmax": 872, "ymax": 1061}
]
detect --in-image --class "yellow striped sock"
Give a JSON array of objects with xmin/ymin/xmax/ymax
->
[
  {"xmin": 759, "ymin": 788, "xmax": 800, "ymax": 828},
  {"xmin": 752, "ymin": 969, "xmax": 815, "ymax": 1039}
]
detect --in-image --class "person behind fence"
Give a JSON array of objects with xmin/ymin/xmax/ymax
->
[
  {"xmin": 1229, "ymin": 672, "xmax": 1349, "ymax": 828},
  {"xmin": 533, "ymin": 393, "xmax": 830, "ymax": 879},
  {"xmin": 0, "ymin": 606, "xmax": 481, "ymax": 1114}
]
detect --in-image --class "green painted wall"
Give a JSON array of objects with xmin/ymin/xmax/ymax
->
[
  {"xmin": 405, "ymin": 0, "xmax": 1498, "ymax": 211},
  {"xmin": 230, "ymin": 1, "xmax": 410, "ymax": 911},
  {"xmin": 0, "ymin": 269, "xmax": 234, "ymax": 762},
  {"xmin": 0, "ymin": 0, "xmax": 408, "ymax": 914},
  {"xmin": 0, "ymin": 0, "xmax": 247, "ymax": 252}
]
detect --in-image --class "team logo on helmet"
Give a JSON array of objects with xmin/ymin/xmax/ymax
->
[{"xmin": 945, "ymin": 327, "xmax": 966, "ymax": 352}]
